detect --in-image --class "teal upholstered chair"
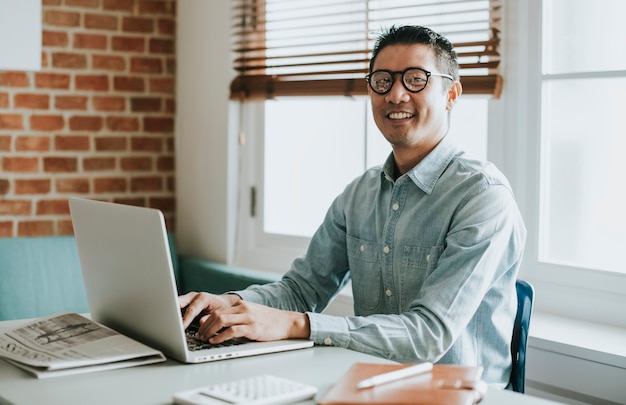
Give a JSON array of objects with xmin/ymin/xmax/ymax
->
[
  {"xmin": 0, "ymin": 236, "xmax": 89, "ymax": 321},
  {"xmin": 509, "ymin": 279, "xmax": 535, "ymax": 393}
]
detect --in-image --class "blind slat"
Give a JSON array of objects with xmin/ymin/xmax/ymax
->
[{"xmin": 231, "ymin": 0, "xmax": 502, "ymax": 99}]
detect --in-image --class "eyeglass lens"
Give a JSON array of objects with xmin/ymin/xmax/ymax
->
[{"xmin": 369, "ymin": 68, "xmax": 429, "ymax": 94}]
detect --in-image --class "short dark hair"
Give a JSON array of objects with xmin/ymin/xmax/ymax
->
[{"xmin": 369, "ymin": 25, "xmax": 459, "ymax": 81}]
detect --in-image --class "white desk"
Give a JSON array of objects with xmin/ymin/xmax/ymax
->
[{"xmin": 0, "ymin": 318, "xmax": 562, "ymax": 405}]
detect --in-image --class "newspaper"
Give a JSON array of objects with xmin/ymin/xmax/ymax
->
[{"xmin": 0, "ymin": 313, "xmax": 166, "ymax": 378}]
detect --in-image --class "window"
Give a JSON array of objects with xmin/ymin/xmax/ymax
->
[
  {"xmin": 503, "ymin": 0, "xmax": 626, "ymax": 326},
  {"xmin": 540, "ymin": 0, "xmax": 626, "ymax": 274}
]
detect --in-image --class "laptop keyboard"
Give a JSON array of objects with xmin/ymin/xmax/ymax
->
[{"xmin": 185, "ymin": 326, "xmax": 250, "ymax": 351}]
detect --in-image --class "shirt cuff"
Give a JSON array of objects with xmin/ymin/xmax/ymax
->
[{"xmin": 307, "ymin": 312, "xmax": 350, "ymax": 348}]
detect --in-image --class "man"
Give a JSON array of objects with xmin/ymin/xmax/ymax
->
[{"xmin": 180, "ymin": 25, "xmax": 526, "ymax": 387}]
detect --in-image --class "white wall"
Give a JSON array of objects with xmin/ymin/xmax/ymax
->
[{"xmin": 176, "ymin": 0, "xmax": 238, "ymax": 262}]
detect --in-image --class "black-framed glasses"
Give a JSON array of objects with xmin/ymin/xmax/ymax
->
[{"xmin": 366, "ymin": 67, "xmax": 454, "ymax": 95}]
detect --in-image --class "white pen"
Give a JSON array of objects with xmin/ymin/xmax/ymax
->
[{"xmin": 356, "ymin": 362, "xmax": 434, "ymax": 389}]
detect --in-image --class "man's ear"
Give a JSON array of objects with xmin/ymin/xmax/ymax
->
[{"xmin": 446, "ymin": 81, "xmax": 463, "ymax": 111}]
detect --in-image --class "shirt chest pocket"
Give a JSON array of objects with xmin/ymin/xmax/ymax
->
[
  {"xmin": 399, "ymin": 245, "xmax": 444, "ymax": 309},
  {"xmin": 347, "ymin": 236, "xmax": 382, "ymax": 311}
]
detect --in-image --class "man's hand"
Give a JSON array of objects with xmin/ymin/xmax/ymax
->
[{"xmin": 178, "ymin": 292, "xmax": 310, "ymax": 344}]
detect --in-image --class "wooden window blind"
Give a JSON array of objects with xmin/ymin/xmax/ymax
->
[{"xmin": 230, "ymin": 0, "xmax": 502, "ymax": 100}]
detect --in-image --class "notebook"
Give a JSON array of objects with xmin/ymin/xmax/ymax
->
[{"xmin": 68, "ymin": 197, "xmax": 313, "ymax": 364}]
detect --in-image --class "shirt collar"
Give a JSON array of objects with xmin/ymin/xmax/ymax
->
[{"xmin": 382, "ymin": 135, "xmax": 461, "ymax": 194}]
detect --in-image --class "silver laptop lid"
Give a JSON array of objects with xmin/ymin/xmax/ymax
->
[{"xmin": 69, "ymin": 197, "xmax": 189, "ymax": 362}]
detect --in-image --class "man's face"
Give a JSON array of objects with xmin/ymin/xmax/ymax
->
[{"xmin": 369, "ymin": 43, "xmax": 456, "ymax": 153}]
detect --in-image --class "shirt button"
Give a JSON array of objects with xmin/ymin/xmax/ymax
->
[
  {"xmin": 385, "ymin": 289, "xmax": 393, "ymax": 297},
  {"xmin": 392, "ymin": 202, "xmax": 399, "ymax": 211},
  {"xmin": 360, "ymin": 245, "xmax": 365, "ymax": 252},
  {"xmin": 383, "ymin": 246, "xmax": 390, "ymax": 254},
  {"xmin": 323, "ymin": 337, "xmax": 332, "ymax": 345}
]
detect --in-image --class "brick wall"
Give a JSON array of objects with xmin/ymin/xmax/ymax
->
[{"xmin": 0, "ymin": 0, "xmax": 176, "ymax": 238}]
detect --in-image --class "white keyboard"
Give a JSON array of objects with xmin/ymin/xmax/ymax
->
[{"xmin": 173, "ymin": 374, "xmax": 318, "ymax": 405}]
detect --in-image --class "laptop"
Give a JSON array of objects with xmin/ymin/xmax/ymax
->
[{"xmin": 68, "ymin": 197, "xmax": 313, "ymax": 363}]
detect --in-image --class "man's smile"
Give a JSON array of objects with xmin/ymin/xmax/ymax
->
[{"xmin": 387, "ymin": 111, "xmax": 415, "ymax": 120}]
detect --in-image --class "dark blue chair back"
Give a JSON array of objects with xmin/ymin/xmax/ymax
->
[{"xmin": 510, "ymin": 279, "xmax": 535, "ymax": 393}]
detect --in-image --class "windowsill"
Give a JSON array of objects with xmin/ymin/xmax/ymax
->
[{"xmin": 528, "ymin": 312, "xmax": 626, "ymax": 369}]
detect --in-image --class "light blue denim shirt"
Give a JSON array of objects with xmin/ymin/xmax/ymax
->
[{"xmin": 236, "ymin": 135, "xmax": 526, "ymax": 386}]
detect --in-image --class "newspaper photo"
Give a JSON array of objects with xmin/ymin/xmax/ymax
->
[{"xmin": 0, "ymin": 313, "xmax": 165, "ymax": 378}]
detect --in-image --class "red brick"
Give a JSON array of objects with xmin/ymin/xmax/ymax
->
[
  {"xmin": 0, "ymin": 114, "xmax": 24, "ymax": 130},
  {"xmin": 57, "ymin": 219, "xmax": 75, "ymax": 235},
  {"xmin": 35, "ymin": 73, "xmax": 71, "ymax": 89},
  {"xmin": 76, "ymin": 75, "xmax": 109, "ymax": 91},
  {"xmin": 149, "ymin": 77, "xmax": 173, "ymax": 93},
  {"xmin": 112, "ymin": 36, "xmax": 145, "ymax": 52},
  {"xmin": 149, "ymin": 196, "xmax": 175, "ymax": 212},
  {"xmin": 52, "ymin": 52, "xmax": 88, "ymax": 69},
  {"xmin": 94, "ymin": 177, "xmax": 127, "ymax": 192},
  {"xmin": 95, "ymin": 136, "xmax": 127, "ymax": 151},
  {"xmin": 92, "ymin": 96, "xmax": 125, "ymax": 111},
  {"xmin": 15, "ymin": 179, "xmax": 51, "ymax": 195},
  {"xmin": 84, "ymin": 14, "xmax": 118, "ymax": 30},
  {"xmin": 149, "ymin": 38, "xmax": 174, "ymax": 54},
  {"xmin": 69, "ymin": 115, "xmax": 103, "ymax": 131},
  {"xmin": 131, "ymin": 176, "xmax": 162, "ymax": 192},
  {"xmin": 18, "ymin": 221, "xmax": 54, "ymax": 237},
  {"xmin": 55, "ymin": 135, "xmax": 91, "ymax": 151},
  {"xmin": 30, "ymin": 115, "xmax": 65, "ymax": 131},
  {"xmin": 56, "ymin": 178, "xmax": 90, "ymax": 193},
  {"xmin": 84, "ymin": 157, "xmax": 116, "ymax": 171},
  {"xmin": 74, "ymin": 33, "xmax": 108, "ymax": 50},
  {"xmin": 0, "ymin": 92, "xmax": 8, "ymax": 108},
  {"xmin": 157, "ymin": 18, "xmax": 175, "ymax": 35},
  {"xmin": 121, "ymin": 156, "xmax": 152, "ymax": 171},
  {"xmin": 14, "ymin": 94, "xmax": 50, "ymax": 109},
  {"xmin": 131, "ymin": 136, "xmax": 162, "ymax": 152},
  {"xmin": 0, "ymin": 221, "xmax": 12, "ymax": 237},
  {"xmin": 103, "ymin": 0, "xmax": 134, "ymax": 11},
  {"xmin": 0, "ymin": 200, "xmax": 31, "ymax": 215},
  {"xmin": 0, "ymin": 72, "xmax": 30, "ymax": 87},
  {"xmin": 113, "ymin": 197, "xmax": 145, "ymax": 207},
  {"xmin": 15, "ymin": 136, "xmax": 51, "ymax": 152},
  {"xmin": 93, "ymin": 55, "xmax": 126, "ymax": 71},
  {"xmin": 113, "ymin": 76, "xmax": 145, "ymax": 92},
  {"xmin": 55, "ymin": 95, "xmax": 88, "ymax": 110},
  {"xmin": 43, "ymin": 0, "xmax": 62, "ymax": 5},
  {"xmin": 44, "ymin": 10, "xmax": 80, "ymax": 27},
  {"xmin": 43, "ymin": 157, "xmax": 78, "ymax": 172},
  {"xmin": 139, "ymin": 1, "xmax": 172, "ymax": 15},
  {"xmin": 165, "ymin": 98, "xmax": 175, "ymax": 113},
  {"xmin": 2, "ymin": 157, "xmax": 38, "ymax": 172},
  {"xmin": 130, "ymin": 57, "xmax": 162, "ymax": 74},
  {"xmin": 157, "ymin": 156, "xmax": 174, "ymax": 171},
  {"xmin": 65, "ymin": 0, "xmax": 99, "ymax": 8},
  {"xmin": 107, "ymin": 116, "xmax": 139, "ymax": 131},
  {"xmin": 0, "ymin": 136, "xmax": 11, "ymax": 151},
  {"xmin": 122, "ymin": 17, "xmax": 154, "ymax": 33},
  {"xmin": 131, "ymin": 97, "xmax": 161, "ymax": 112},
  {"xmin": 0, "ymin": 179, "xmax": 9, "ymax": 195},
  {"xmin": 165, "ymin": 136, "xmax": 174, "ymax": 152},
  {"xmin": 144, "ymin": 117, "xmax": 173, "ymax": 132},
  {"xmin": 37, "ymin": 199, "xmax": 70, "ymax": 215},
  {"xmin": 43, "ymin": 30, "xmax": 69, "ymax": 47}
]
